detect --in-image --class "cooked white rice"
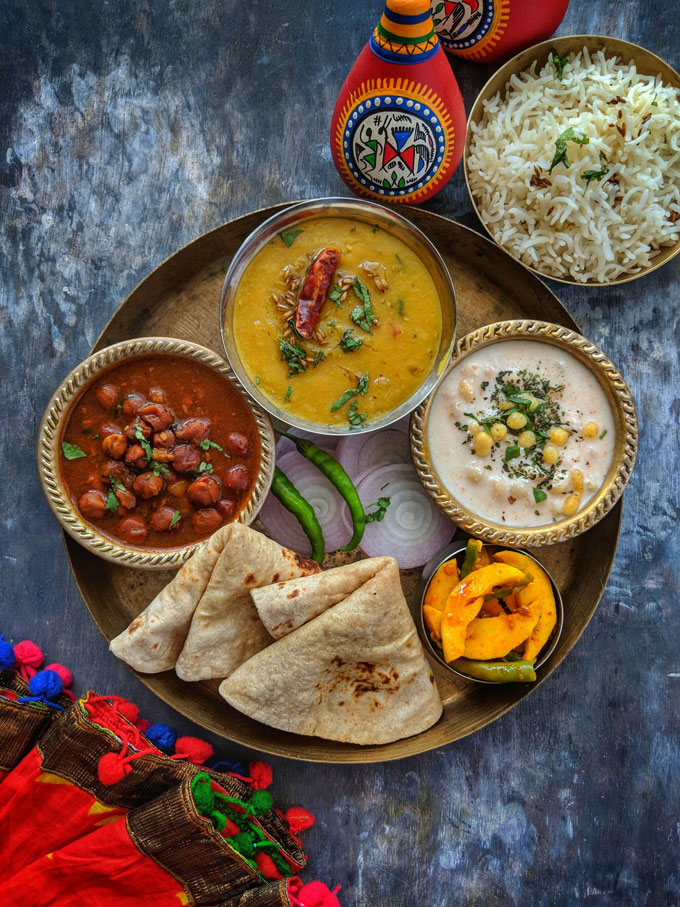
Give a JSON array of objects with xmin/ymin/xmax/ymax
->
[{"xmin": 467, "ymin": 47, "xmax": 680, "ymax": 283}]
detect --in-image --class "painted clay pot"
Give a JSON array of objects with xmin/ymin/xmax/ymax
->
[
  {"xmin": 432, "ymin": 0, "xmax": 569, "ymax": 62},
  {"xmin": 330, "ymin": 0, "xmax": 466, "ymax": 204}
]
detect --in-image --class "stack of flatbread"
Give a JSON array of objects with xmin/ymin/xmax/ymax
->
[{"xmin": 110, "ymin": 525, "xmax": 442, "ymax": 745}]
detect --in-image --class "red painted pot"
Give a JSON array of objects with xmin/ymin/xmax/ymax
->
[
  {"xmin": 330, "ymin": 0, "xmax": 466, "ymax": 204},
  {"xmin": 432, "ymin": 0, "xmax": 569, "ymax": 62}
]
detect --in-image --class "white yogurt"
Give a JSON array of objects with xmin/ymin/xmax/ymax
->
[{"xmin": 428, "ymin": 340, "xmax": 615, "ymax": 527}]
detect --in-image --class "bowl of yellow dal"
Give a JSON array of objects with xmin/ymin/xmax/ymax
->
[{"xmin": 219, "ymin": 198, "xmax": 457, "ymax": 435}]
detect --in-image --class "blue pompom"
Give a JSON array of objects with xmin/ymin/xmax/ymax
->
[
  {"xmin": 29, "ymin": 669, "xmax": 63, "ymax": 699},
  {"xmin": 145, "ymin": 722, "xmax": 177, "ymax": 749},
  {"xmin": 210, "ymin": 759, "xmax": 248, "ymax": 776},
  {"xmin": 0, "ymin": 635, "xmax": 15, "ymax": 670}
]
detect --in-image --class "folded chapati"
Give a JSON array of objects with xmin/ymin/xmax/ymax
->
[
  {"xmin": 251, "ymin": 556, "xmax": 392, "ymax": 639},
  {"xmin": 219, "ymin": 557, "xmax": 443, "ymax": 745},
  {"xmin": 109, "ymin": 524, "xmax": 320, "ymax": 679}
]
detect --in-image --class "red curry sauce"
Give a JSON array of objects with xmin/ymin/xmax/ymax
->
[{"xmin": 60, "ymin": 356, "xmax": 261, "ymax": 548}]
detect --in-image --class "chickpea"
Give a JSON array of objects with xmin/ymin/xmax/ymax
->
[
  {"xmin": 459, "ymin": 377, "xmax": 475, "ymax": 402},
  {"xmin": 490, "ymin": 422, "xmax": 507, "ymax": 441},
  {"xmin": 526, "ymin": 394, "xmax": 542, "ymax": 413},
  {"xmin": 467, "ymin": 421, "xmax": 482, "ymax": 436},
  {"xmin": 571, "ymin": 469, "xmax": 584, "ymax": 494},
  {"xmin": 549, "ymin": 427, "xmax": 569, "ymax": 446},
  {"xmin": 518, "ymin": 430, "xmax": 537, "ymax": 449},
  {"xmin": 582, "ymin": 421, "xmax": 599, "ymax": 439},
  {"xmin": 563, "ymin": 492, "xmax": 581, "ymax": 517},
  {"xmin": 506, "ymin": 411, "xmax": 528, "ymax": 431},
  {"xmin": 499, "ymin": 400, "xmax": 513, "ymax": 412},
  {"xmin": 473, "ymin": 431, "xmax": 493, "ymax": 458},
  {"xmin": 542, "ymin": 443, "xmax": 559, "ymax": 466}
]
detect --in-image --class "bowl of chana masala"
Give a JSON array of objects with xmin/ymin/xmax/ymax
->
[
  {"xmin": 38, "ymin": 338, "xmax": 275, "ymax": 568},
  {"xmin": 220, "ymin": 198, "xmax": 456, "ymax": 434}
]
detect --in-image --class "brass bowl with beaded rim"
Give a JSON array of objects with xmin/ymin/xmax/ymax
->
[
  {"xmin": 416, "ymin": 542, "xmax": 564, "ymax": 684},
  {"xmin": 37, "ymin": 337, "xmax": 276, "ymax": 569},
  {"xmin": 410, "ymin": 320, "xmax": 638, "ymax": 547},
  {"xmin": 464, "ymin": 34, "xmax": 680, "ymax": 286}
]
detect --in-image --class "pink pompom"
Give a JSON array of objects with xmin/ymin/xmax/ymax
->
[
  {"xmin": 14, "ymin": 641, "xmax": 44, "ymax": 680},
  {"xmin": 284, "ymin": 806, "xmax": 315, "ymax": 834},
  {"xmin": 136, "ymin": 718, "xmax": 151, "ymax": 733},
  {"xmin": 174, "ymin": 736, "xmax": 213, "ymax": 764},
  {"xmin": 296, "ymin": 881, "xmax": 342, "ymax": 907},
  {"xmin": 44, "ymin": 663, "xmax": 73, "ymax": 687},
  {"xmin": 249, "ymin": 760, "xmax": 273, "ymax": 790},
  {"xmin": 97, "ymin": 752, "xmax": 132, "ymax": 786}
]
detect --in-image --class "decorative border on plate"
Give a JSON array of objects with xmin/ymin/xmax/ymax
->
[
  {"xmin": 410, "ymin": 320, "xmax": 638, "ymax": 546},
  {"xmin": 37, "ymin": 337, "xmax": 276, "ymax": 569}
]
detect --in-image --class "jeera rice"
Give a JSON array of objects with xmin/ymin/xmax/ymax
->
[{"xmin": 467, "ymin": 47, "xmax": 680, "ymax": 283}]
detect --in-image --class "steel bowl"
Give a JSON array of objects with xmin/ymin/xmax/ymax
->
[
  {"xmin": 417, "ymin": 541, "xmax": 564, "ymax": 684},
  {"xmin": 219, "ymin": 197, "xmax": 457, "ymax": 435},
  {"xmin": 37, "ymin": 337, "xmax": 276, "ymax": 569},
  {"xmin": 464, "ymin": 34, "xmax": 680, "ymax": 286},
  {"xmin": 411, "ymin": 319, "xmax": 638, "ymax": 546}
]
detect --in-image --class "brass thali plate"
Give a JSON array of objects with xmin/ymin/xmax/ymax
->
[{"xmin": 64, "ymin": 204, "xmax": 622, "ymax": 763}]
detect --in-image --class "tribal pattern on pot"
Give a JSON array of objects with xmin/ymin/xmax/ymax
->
[
  {"xmin": 333, "ymin": 79, "xmax": 454, "ymax": 203},
  {"xmin": 431, "ymin": 0, "xmax": 510, "ymax": 60}
]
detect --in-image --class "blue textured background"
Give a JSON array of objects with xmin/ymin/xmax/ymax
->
[{"xmin": 1, "ymin": 2, "xmax": 678, "ymax": 903}]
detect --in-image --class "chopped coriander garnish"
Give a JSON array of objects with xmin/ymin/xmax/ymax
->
[
  {"xmin": 255, "ymin": 376, "xmax": 261, "ymax": 385},
  {"xmin": 371, "ymin": 225, "xmax": 380, "ymax": 233},
  {"xmin": 329, "ymin": 285, "xmax": 344, "ymax": 306},
  {"xmin": 200, "ymin": 439, "xmax": 223, "ymax": 451},
  {"xmin": 548, "ymin": 127, "xmax": 590, "ymax": 175},
  {"xmin": 284, "ymin": 385, "xmax": 292, "ymax": 401},
  {"xmin": 109, "ymin": 475, "xmax": 126, "ymax": 491},
  {"xmin": 340, "ymin": 329, "xmax": 363, "ymax": 353},
  {"xmin": 350, "ymin": 278, "xmax": 377, "ymax": 333},
  {"xmin": 365, "ymin": 496, "xmax": 391, "ymax": 523},
  {"xmin": 313, "ymin": 349, "xmax": 325, "ymax": 368},
  {"xmin": 327, "ymin": 320, "xmax": 336, "ymax": 328},
  {"xmin": 481, "ymin": 381, "xmax": 489, "ymax": 390},
  {"xmin": 61, "ymin": 441, "xmax": 87, "ymax": 460},
  {"xmin": 505, "ymin": 444, "xmax": 521, "ymax": 462},
  {"xmin": 135, "ymin": 425, "xmax": 154, "ymax": 461},
  {"xmin": 581, "ymin": 165, "xmax": 609, "ymax": 187},
  {"xmin": 331, "ymin": 373, "xmax": 369, "ymax": 412},
  {"xmin": 168, "ymin": 510, "xmax": 181, "ymax": 529},
  {"xmin": 197, "ymin": 461, "xmax": 214, "ymax": 474},
  {"xmin": 92, "ymin": 433, "xmax": 100, "ymax": 439},
  {"xmin": 105, "ymin": 489, "xmax": 119, "ymax": 513},
  {"xmin": 599, "ymin": 428, "xmax": 608, "ymax": 440},
  {"xmin": 533, "ymin": 487, "xmax": 548, "ymax": 503},
  {"xmin": 151, "ymin": 461, "xmax": 170, "ymax": 477},
  {"xmin": 397, "ymin": 298, "xmax": 405, "ymax": 316},
  {"xmin": 279, "ymin": 339, "xmax": 307, "ymax": 376},
  {"xmin": 279, "ymin": 227, "xmax": 303, "ymax": 247},
  {"xmin": 348, "ymin": 401, "xmax": 367, "ymax": 427},
  {"xmin": 551, "ymin": 50, "xmax": 569, "ymax": 80}
]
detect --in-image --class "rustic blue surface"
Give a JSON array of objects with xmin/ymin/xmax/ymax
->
[{"xmin": 1, "ymin": 1, "xmax": 679, "ymax": 904}]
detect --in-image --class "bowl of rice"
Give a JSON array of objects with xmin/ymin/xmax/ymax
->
[{"xmin": 465, "ymin": 35, "xmax": 680, "ymax": 285}]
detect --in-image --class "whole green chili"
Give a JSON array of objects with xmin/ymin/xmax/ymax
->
[
  {"xmin": 271, "ymin": 466, "xmax": 325, "ymax": 563},
  {"xmin": 281, "ymin": 433, "xmax": 365, "ymax": 551},
  {"xmin": 451, "ymin": 658, "xmax": 537, "ymax": 683}
]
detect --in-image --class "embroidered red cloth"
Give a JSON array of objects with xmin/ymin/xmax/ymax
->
[{"xmin": 0, "ymin": 673, "xmax": 312, "ymax": 907}]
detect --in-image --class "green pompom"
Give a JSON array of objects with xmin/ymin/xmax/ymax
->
[
  {"xmin": 191, "ymin": 773, "xmax": 214, "ymax": 813},
  {"xmin": 230, "ymin": 830, "xmax": 257, "ymax": 859},
  {"xmin": 248, "ymin": 789, "xmax": 274, "ymax": 815}
]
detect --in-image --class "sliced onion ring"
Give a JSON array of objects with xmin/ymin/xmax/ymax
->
[
  {"xmin": 335, "ymin": 429, "xmax": 412, "ymax": 481},
  {"xmin": 259, "ymin": 448, "xmax": 351, "ymax": 555},
  {"xmin": 341, "ymin": 463, "xmax": 454, "ymax": 569}
]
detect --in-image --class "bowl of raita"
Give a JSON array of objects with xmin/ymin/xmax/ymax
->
[{"xmin": 411, "ymin": 320, "xmax": 638, "ymax": 546}]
